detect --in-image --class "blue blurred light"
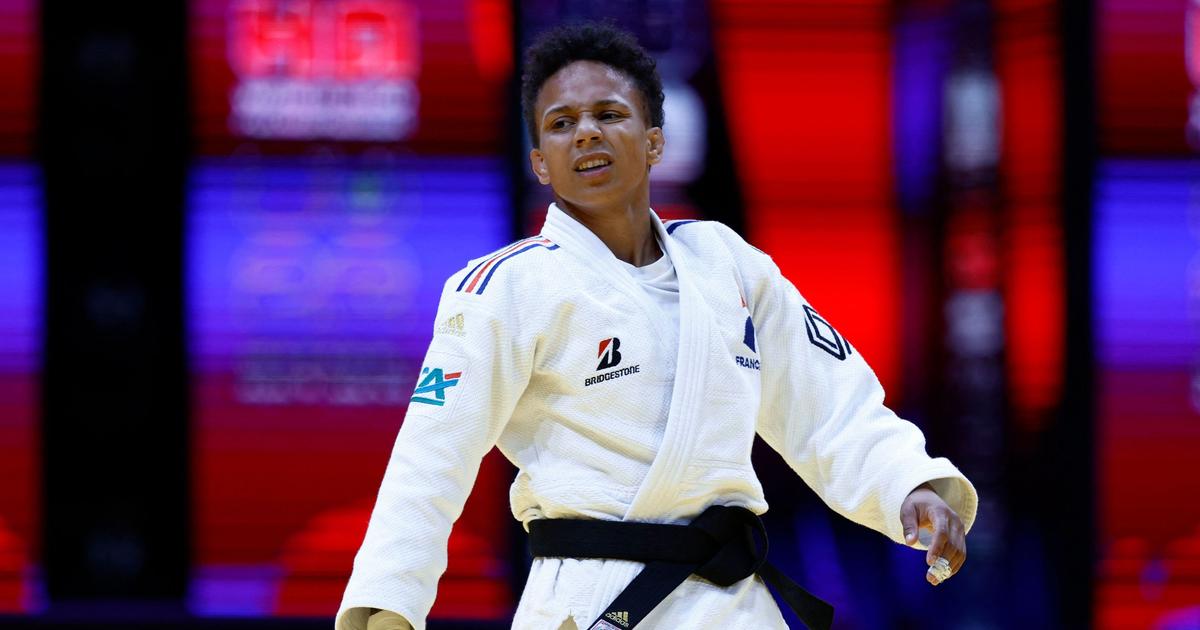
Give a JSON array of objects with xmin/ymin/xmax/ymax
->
[{"xmin": 1095, "ymin": 159, "xmax": 1200, "ymax": 368}]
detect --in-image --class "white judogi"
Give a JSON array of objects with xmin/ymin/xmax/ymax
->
[{"xmin": 336, "ymin": 204, "xmax": 978, "ymax": 630}]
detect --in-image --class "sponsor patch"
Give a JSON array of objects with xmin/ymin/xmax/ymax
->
[
  {"xmin": 597, "ymin": 337, "xmax": 622, "ymax": 370},
  {"xmin": 410, "ymin": 366, "xmax": 461, "ymax": 406},
  {"xmin": 436, "ymin": 312, "xmax": 466, "ymax": 337},
  {"xmin": 604, "ymin": 610, "xmax": 630, "ymax": 627},
  {"xmin": 586, "ymin": 337, "xmax": 640, "ymax": 386},
  {"xmin": 585, "ymin": 364, "xmax": 641, "ymax": 387},
  {"xmin": 803, "ymin": 304, "xmax": 852, "ymax": 361}
]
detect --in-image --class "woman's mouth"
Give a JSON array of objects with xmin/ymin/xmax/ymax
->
[{"xmin": 575, "ymin": 158, "xmax": 612, "ymax": 173}]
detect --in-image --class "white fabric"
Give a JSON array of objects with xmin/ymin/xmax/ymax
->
[
  {"xmin": 335, "ymin": 204, "xmax": 979, "ymax": 630},
  {"xmin": 616, "ymin": 243, "xmax": 679, "ymax": 374}
]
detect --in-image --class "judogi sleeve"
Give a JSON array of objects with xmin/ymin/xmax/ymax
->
[
  {"xmin": 335, "ymin": 270, "xmax": 533, "ymax": 630},
  {"xmin": 735, "ymin": 231, "xmax": 978, "ymax": 546}
]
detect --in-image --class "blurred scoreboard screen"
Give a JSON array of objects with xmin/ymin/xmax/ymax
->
[
  {"xmin": 0, "ymin": 0, "xmax": 41, "ymax": 614},
  {"xmin": 187, "ymin": 159, "xmax": 512, "ymax": 617},
  {"xmin": 1095, "ymin": 161, "xmax": 1200, "ymax": 629},
  {"xmin": 187, "ymin": 0, "xmax": 517, "ymax": 618},
  {"xmin": 191, "ymin": 0, "xmax": 512, "ymax": 154},
  {"xmin": 1096, "ymin": 1, "xmax": 1200, "ymax": 627}
]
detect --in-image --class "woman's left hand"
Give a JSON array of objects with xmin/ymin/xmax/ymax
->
[{"xmin": 900, "ymin": 483, "xmax": 967, "ymax": 586}]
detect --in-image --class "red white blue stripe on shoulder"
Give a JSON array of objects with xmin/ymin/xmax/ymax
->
[
  {"xmin": 456, "ymin": 236, "xmax": 559, "ymax": 295},
  {"xmin": 665, "ymin": 219, "xmax": 700, "ymax": 235}
]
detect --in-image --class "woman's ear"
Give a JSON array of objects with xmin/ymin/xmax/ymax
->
[
  {"xmin": 646, "ymin": 127, "xmax": 665, "ymax": 165},
  {"xmin": 529, "ymin": 148, "xmax": 551, "ymax": 185}
]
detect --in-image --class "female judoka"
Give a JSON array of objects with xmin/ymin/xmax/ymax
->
[{"xmin": 337, "ymin": 21, "xmax": 976, "ymax": 630}]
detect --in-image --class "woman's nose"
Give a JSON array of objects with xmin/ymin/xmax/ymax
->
[{"xmin": 574, "ymin": 115, "xmax": 601, "ymax": 145}]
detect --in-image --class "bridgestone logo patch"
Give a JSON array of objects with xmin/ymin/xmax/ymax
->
[
  {"xmin": 585, "ymin": 364, "xmax": 640, "ymax": 387},
  {"xmin": 597, "ymin": 337, "xmax": 622, "ymax": 370}
]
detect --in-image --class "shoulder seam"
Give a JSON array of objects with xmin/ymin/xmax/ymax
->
[
  {"xmin": 701, "ymin": 220, "xmax": 769, "ymax": 257},
  {"xmin": 456, "ymin": 236, "xmax": 559, "ymax": 295}
]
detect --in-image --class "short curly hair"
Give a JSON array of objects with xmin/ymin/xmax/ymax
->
[{"xmin": 521, "ymin": 21, "xmax": 665, "ymax": 147}]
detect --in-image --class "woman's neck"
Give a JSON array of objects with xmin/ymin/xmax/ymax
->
[{"xmin": 556, "ymin": 198, "xmax": 661, "ymax": 266}]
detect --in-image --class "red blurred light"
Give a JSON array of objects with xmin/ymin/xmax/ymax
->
[
  {"xmin": 712, "ymin": 0, "xmax": 901, "ymax": 393},
  {"xmin": 229, "ymin": 0, "xmax": 317, "ymax": 78},
  {"xmin": 995, "ymin": 0, "xmax": 1064, "ymax": 429}
]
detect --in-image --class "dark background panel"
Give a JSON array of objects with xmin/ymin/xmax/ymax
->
[{"xmin": 40, "ymin": 0, "xmax": 189, "ymax": 602}]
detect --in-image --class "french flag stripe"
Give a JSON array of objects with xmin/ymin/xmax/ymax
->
[
  {"xmin": 458, "ymin": 237, "xmax": 541, "ymax": 293},
  {"xmin": 474, "ymin": 239, "xmax": 558, "ymax": 295}
]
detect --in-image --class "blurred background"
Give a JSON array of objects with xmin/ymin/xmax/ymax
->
[{"xmin": 0, "ymin": 0, "xmax": 1193, "ymax": 628}]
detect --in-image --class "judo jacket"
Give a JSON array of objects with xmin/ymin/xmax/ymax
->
[{"xmin": 336, "ymin": 204, "xmax": 979, "ymax": 630}]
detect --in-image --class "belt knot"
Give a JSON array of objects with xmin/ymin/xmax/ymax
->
[{"xmin": 689, "ymin": 504, "xmax": 769, "ymax": 586}]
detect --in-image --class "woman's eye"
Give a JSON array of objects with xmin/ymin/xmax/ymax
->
[
  {"xmin": 601, "ymin": 112, "xmax": 621, "ymax": 121},
  {"xmin": 551, "ymin": 119, "xmax": 572, "ymax": 130}
]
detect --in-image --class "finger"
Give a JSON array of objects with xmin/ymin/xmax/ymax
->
[
  {"xmin": 949, "ymin": 521, "xmax": 967, "ymax": 574},
  {"xmin": 929, "ymin": 520, "xmax": 966, "ymax": 586},
  {"xmin": 900, "ymin": 498, "xmax": 920, "ymax": 545},
  {"xmin": 925, "ymin": 509, "xmax": 951, "ymax": 567},
  {"xmin": 926, "ymin": 555, "xmax": 952, "ymax": 586},
  {"xmin": 935, "ymin": 515, "xmax": 963, "ymax": 572},
  {"xmin": 942, "ymin": 544, "xmax": 962, "ymax": 577}
]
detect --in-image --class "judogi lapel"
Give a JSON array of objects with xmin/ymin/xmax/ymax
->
[{"xmin": 623, "ymin": 209, "xmax": 709, "ymax": 522}]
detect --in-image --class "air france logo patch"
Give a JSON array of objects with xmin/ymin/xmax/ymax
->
[
  {"xmin": 803, "ymin": 305, "xmax": 852, "ymax": 361},
  {"xmin": 410, "ymin": 367, "xmax": 462, "ymax": 406}
]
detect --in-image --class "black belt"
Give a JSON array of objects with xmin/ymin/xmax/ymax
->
[{"xmin": 528, "ymin": 505, "xmax": 834, "ymax": 630}]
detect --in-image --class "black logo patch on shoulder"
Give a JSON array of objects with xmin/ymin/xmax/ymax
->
[{"xmin": 803, "ymin": 305, "xmax": 852, "ymax": 361}]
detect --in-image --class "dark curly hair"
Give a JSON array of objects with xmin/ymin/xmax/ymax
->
[{"xmin": 521, "ymin": 21, "xmax": 665, "ymax": 147}]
